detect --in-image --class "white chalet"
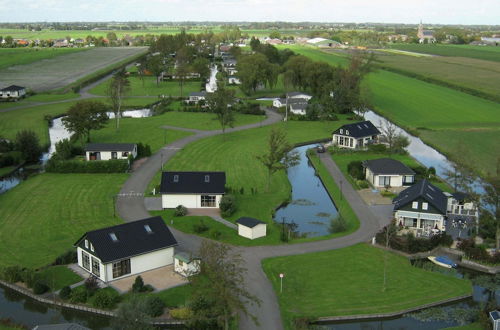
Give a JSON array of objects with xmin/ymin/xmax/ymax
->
[
  {"xmin": 332, "ymin": 121, "xmax": 381, "ymax": 149},
  {"xmin": 174, "ymin": 252, "xmax": 201, "ymax": 277},
  {"xmin": 362, "ymin": 158, "xmax": 415, "ymax": 188},
  {"xmin": 0, "ymin": 85, "xmax": 27, "ymax": 100},
  {"xmin": 85, "ymin": 143, "xmax": 137, "ymax": 161},
  {"xmin": 187, "ymin": 91, "xmax": 207, "ymax": 104}
]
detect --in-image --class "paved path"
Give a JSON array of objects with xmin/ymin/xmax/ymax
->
[{"xmin": 115, "ymin": 110, "xmax": 385, "ymax": 329}]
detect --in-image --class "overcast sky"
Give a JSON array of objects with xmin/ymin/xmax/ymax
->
[{"xmin": 0, "ymin": 0, "xmax": 498, "ymax": 25}]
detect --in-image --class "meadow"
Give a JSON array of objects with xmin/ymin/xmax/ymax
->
[
  {"xmin": 262, "ymin": 243, "xmax": 472, "ymax": 329},
  {"xmin": 0, "ymin": 47, "xmax": 86, "ymax": 70},
  {"xmin": 389, "ymin": 43, "xmax": 500, "ymax": 62}
]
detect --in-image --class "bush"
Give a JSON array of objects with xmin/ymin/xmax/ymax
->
[
  {"xmin": 21, "ymin": 268, "xmax": 37, "ymax": 288},
  {"xmin": 53, "ymin": 139, "xmax": 74, "ymax": 160},
  {"xmin": 174, "ymin": 205, "xmax": 188, "ymax": 217},
  {"xmin": 347, "ymin": 161, "xmax": 364, "ymax": 180},
  {"xmin": 210, "ymin": 229, "xmax": 223, "ymax": 240},
  {"xmin": 15, "ymin": 129, "xmax": 42, "ymax": 163},
  {"xmin": 53, "ymin": 250, "xmax": 77, "ymax": 265},
  {"xmin": 219, "ymin": 195, "xmax": 236, "ymax": 217},
  {"xmin": 59, "ymin": 286, "xmax": 72, "ymax": 300},
  {"xmin": 329, "ymin": 215, "xmax": 348, "ymax": 233},
  {"xmin": 376, "ymin": 225, "xmax": 453, "ymax": 254},
  {"xmin": 0, "ymin": 151, "xmax": 23, "ymax": 167},
  {"xmin": 84, "ymin": 276, "xmax": 99, "ymax": 295},
  {"xmin": 1, "ymin": 266, "xmax": 23, "ymax": 283},
  {"xmin": 132, "ymin": 276, "xmax": 145, "ymax": 293},
  {"xmin": 46, "ymin": 159, "xmax": 129, "ymax": 173},
  {"xmin": 367, "ymin": 144, "xmax": 387, "ymax": 153},
  {"xmin": 137, "ymin": 143, "xmax": 152, "ymax": 158},
  {"xmin": 170, "ymin": 307, "xmax": 193, "ymax": 320},
  {"xmin": 145, "ymin": 296, "xmax": 166, "ymax": 317},
  {"xmin": 193, "ymin": 220, "xmax": 210, "ymax": 233},
  {"xmin": 357, "ymin": 180, "xmax": 369, "ymax": 189},
  {"xmin": 33, "ymin": 281, "xmax": 50, "ymax": 295},
  {"xmin": 91, "ymin": 289, "xmax": 120, "ymax": 309},
  {"xmin": 70, "ymin": 286, "xmax": 88, "ymax": 303}
]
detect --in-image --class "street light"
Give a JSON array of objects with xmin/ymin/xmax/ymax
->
[{"xmin": 279, "ymin": 273, "xmax": 284, "ymax": 293}]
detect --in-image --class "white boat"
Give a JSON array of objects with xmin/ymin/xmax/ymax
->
[{"xmin": 427, "ymin": 256, "xmax": 457, "ymax": 269}]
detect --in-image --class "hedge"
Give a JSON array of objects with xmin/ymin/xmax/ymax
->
[{"xmin": 46, "ymin": 159, "xmax": 129, "ymax": 173}]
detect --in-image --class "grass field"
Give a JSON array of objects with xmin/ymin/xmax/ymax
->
[
  {"xmin": 0, "ymin": 48, "xmax": 86, "ymax": 71},
  {"xmin": 37, "ymin": 265, "xmax": 83, "ymax": 291},
  {"xmin": 389, "ymin": 44, "xmax": 500, "ymax": 62},
  {"xmin": 154, "ymin": 284, "xmax": 193, "ymax": 308},
  {"xmin": 262, "ymin": 243, "xmax": 472, "ymax": 328},
  {"xmin": 0, "ymin": 173, "xmax": 127, "ymax": 268}
]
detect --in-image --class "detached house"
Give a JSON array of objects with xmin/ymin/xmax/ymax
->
[
  {"xmin": 362, "ymin": 158, "xmax": 415, "ymax": 188},
  {"xmin": 74, "ymin": 216, "xmax": 177, "ymax": 283},
  {"xmin": 332, "ymin": 121, "xmax": 380, "ymax": 149},
  {"xmin": 0, "ymin": 85, "xmax": 27, "ymax": 100},
  {"xmin": 160, "ymin": 171, "xmax": 226, "ymax": 209},
  {"xmin": 286, "ymin": 92, "xmax": 312, "ymax": 101},
  {"xmin": 85, "ymin": 143, "xmax": 137, "ymax": 161},
  {"xmin": 187, "ymin": 91, "xmax": 207, "ymax": 104}
]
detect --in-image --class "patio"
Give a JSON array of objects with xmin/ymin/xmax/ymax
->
[{"xmin": 109, "ymin": 265, "xmax": 188, "ymax": 293}]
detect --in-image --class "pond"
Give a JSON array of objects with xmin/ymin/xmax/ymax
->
[{"xmin": 274, "ymin": 144, "xmax": 339, "ymax": 237}]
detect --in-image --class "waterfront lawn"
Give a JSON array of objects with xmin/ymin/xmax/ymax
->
[
  {"xmin": 37, "ymin": 265, "xmax": 83, "ymax": 291},
  {"xmin": 444, "ymin": 323, "xmax": 483, "ymax": 330},
  {"xmin": 262, "ymin": 243, "xmax": 472, "ymax": 328},
  {"xmin": 0, "ymin": 173, "xmax": 127, "ymax": 268},
  {"xmin": 154, "ymin": 284, "xmax": 193, "ymax": 308}
]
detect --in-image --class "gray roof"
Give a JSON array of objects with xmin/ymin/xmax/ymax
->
[
  {"xmin": 175, "ymin": 251, "xmax": 200, "ymax": 264},
  {"xmin": 189, "ymin": 91, "xmax": 207, "ymax": 97},
  {"xmin": 393, "ymin": 179, "xmax": 448, "ymax": 214},
  {"xmin": 160, "ymin": 171, "xmax": 226, "ymax": 194},
  {"xmin": 362, "ymin": 158, "xmax": 415, "ymax": 175},
  {"xmin": 287, "ymin": 91, "xmax": 311, "ymax": 98},
  {"xmin": 236, "ymin": 217, "xmax": 266, "ymax": 228},
  {"xmin": 333, "ymin": 121, "xmax": 381, "ymax": 138},
  {"xmin": 85, "ymin": 143, "xmax": 136, "ymax": 152},
  {"xmin": 1, "ymin": 85, "xmax": 25, "ymax": 92}
]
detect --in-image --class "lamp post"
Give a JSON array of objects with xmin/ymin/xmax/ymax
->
[{"xmin": 279, "ymin": 273, "xmax": 284, "ymax": 293}]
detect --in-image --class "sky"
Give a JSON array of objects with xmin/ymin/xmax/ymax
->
[{"xmin": 0, "ymin": 0, "xmax": 498, "ymax": 25}]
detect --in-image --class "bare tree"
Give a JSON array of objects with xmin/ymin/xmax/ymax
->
[
  {"xmin": 107, "ymin": 69, "xmax": 130, "ymax": 129},
  {"xmin": 378, "ymin": 118, "xmax": 399, "ymax": 152}
]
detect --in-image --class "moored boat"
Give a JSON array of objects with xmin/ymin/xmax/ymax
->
[{"xmin": 427, "ymin": 256, "xmax": 457, "ymax": 269}]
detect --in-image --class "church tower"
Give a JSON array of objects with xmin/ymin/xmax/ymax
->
[{"xmin": 417, "ymin": 20, "xmax": 424, "ymax": 39}]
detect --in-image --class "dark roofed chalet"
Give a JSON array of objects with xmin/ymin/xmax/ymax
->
[
  {"xmin": 74, "ymin": 216, "xmax": 177, "ymax": 263},
  {"xmin": 236, "ymin": 217, "xmax": 266, "ymax": 228},
  {"xmin": 333, "ymin": 120, "xmax": 380, "ymax": 138},
  {"xmin": 0, "ymin": 85, "xmax": 26, "ymax": 92},
  {"xmin": 85, "ymin": 143, "xmax": 136, "ymax": 152},
  {"xmin": 393, "ymin": 179, "xmax": 447, "ymax": 214},
  {"xmin": 362, "ymin": 158, "xmax": 415, "ymax": 175},
  {"xmin": 160, "ymin": 171, "xmax": 226, "ymax": 194}
]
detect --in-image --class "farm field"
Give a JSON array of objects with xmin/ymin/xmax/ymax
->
[
  {"xmin": 0, "ymin": 173, "xmax": 127, "ymax": 268},
  {"xmin": 262, "ymin": 243, "xmax": 472, "ymax": 329},
  {"xmin": 389, "ymin": 43, "xmax": 500, "ymax": 62},
  {"xmin": 0, "ymin": 47, "xmax": 147, "ymax": 92},
  {"xmin": 0, "ymin": 48, "xmax": 87, "ymax": 71}
]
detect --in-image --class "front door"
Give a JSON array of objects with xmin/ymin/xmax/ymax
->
[{"xmin": 201, "ymin": 195, "xmax": 216, "ymax": 207}]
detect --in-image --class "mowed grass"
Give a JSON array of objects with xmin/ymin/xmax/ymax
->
[
  {"xmin": 0, "ymin": 173, "xmax": 127, "ymax": 268},
  {"xmin": 389, "ymin": 43, "xmax": 500, "ymax": 62},
  {"xmin": 262, "ymin": 244, "xmax": 472, "ymax": 328},
  {"xmin": 0, "ymin": 48, "xmax": 87, "ymax": 70},
  {"xmin": 89, "ymin": 75, "xmax": 202, "ymax": 97},
  {"xmin": 37, "ymin": 265, "xmax": 83, "ymax": 291}
]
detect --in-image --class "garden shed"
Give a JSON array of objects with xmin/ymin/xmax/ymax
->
[{"xmin": 236, "ymin": 217, "xmax": 267, "ymax": 240}]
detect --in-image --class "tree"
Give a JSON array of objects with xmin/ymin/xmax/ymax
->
[
  {"xmin": 175, "ymin": 47, "xmax": 191, "ymax": 97},
  {"xmin": 146, "ymin": 55, "xmax": 164, "ymax": 87},
  {"xmin": 62, "ymin": 101, "xmax": 109, "ymax": 143},
  {"xmin": 269, "ymin": 30, "xmax": 281, "ymax": 39},
  {"xmin": 249, "ymin": 37, "xmax": 261, "ymax": 51},
  {"xmin": 107, "ymin": 69, "xmax": 130, "ymax": 129},
  {"xmin": 53, "ymin": 138, "xmax": 73, "ymax": 160},
  {"xmin": 378, "ymin": 118, "xmax": 409, "ymax": 154},
  {"xmin": 237, "ymin": 53, "xmax": 277, "ymax": 95},
  {"xmin": 112, "ymin": 295, "xmax": 154, "ymax": 330},
  {"xmin": 15, "ymin": 130, "xmax": 42, "ymax": 163},
  {"xmin": 188, "ymin": 241, "xmax": 260, "ymax": 330},
  {"xmin": 206, "ymin": 86, "xmax": 235, "ymax": 135},
  {"xmin": 256, "ymin": 128, "xmax": 300, "ymax": 191},
  {"xmin": 483, "ymin": 176, "xmax": 500, "ymax": 249},
  {"xmin": 192, "ymin": 57, "xmax": 210, "ymax": 80},
  {"xmin": 442, "ymin": 141, "xmax": 476, "ymax": 192}
]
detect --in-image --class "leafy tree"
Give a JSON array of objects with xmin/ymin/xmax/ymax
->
[
  {"xmin": 483, "ymin": 175, "xmax": 500, "ymax": 249},
  {"xmin": 256, "ymin": 128, "xmax": 300, "ymax": 191},
  {"xmin": 62, "ymin": 100, "xmax": 109, "ymax": 143},
  {"xmin": 146, "ymin": 55, "xmax": 164, "ymax": 87},
  {"xmin": 237, "ymin": 53, "xmax": 278, "ymax": 95},
  {"xmin": 106, "ymin": 32, "xmax": 118, "ymax": 44},
  {"xmin": 15, "ymin": 130, "xmax": 42, "ymax": 163},
  {"xmin": 249, "ymin": 37, "xmax": 261, "ymax": 51},
  {"xmin": 192, "ymin": 57, "xmax": 210, "ymax": 80},
  {"xmin": 283, "ymin": 55, "xmax": 312, "ymax": 90},
  {"xmin": 206, "ymin": 86, "xmax": 235, "ymax": 135},
  {"xmin": 107, "ymin": 69, "xmax": 130, "ymax": 129},
  {"xmin": 53, "ymin": 138, "xmax": 73, "ymax": 160},
  {"xmin": 269, "ymin": 30, "xmax": 281, "ymax": 39},
  {"xmin": 112, "ymin": 295, "xmax": 154, "ymax": 330},
  {"xmin": 188, "ymin": 241, "xmax": 261, "ymax": 330}
]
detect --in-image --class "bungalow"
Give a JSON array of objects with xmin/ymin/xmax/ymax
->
[
  {"xmin": 287, "ymin": 91, "xmax": 312, "ymax": 101},
  {"xmin": 85, "ymin": 143, "xmax": 137, "ymax": 161},
  {"xmin": 332, "ymin": 121, "xmax": 381, "ymax": 149},
  {"xmin": 227, "ymin": 67, "xmax": 238, "ymax": 76},
  {"xmin": 289, "ymin": 100, "xmax": 308, "ymax": 115},
  {"xmin": 187, "ymin": 91, "xmax": 207, "ymax": 104},
  {"xmin": 222, "ymin": 58, "xmax": 237, "ymax": 71},
  {"xmin": 236, "ymin": 217, "xmax": 267, "ymax": 240},
  {"xmin": 0, "ymin": 85, "xmax": 27, "ymax": 100},
  {"xmin": 273, "ymin": 98, "xmax": 287, "ymax": 108},
  {"xmin": 393, "ymin": 180, "xmax": 447, "ymax": 235},
  {"xmin": 228, "ymin": 76, "xmax": 241, "ymax": 85},
  {"xmin": 174, "ymin": 252, "xmax": 200, "ymax": 277},
  {"xmin": 74, "ymin": 216, "xmax": 177, "ymax": 283},
  {"xmin": 160, "ymin": 171, "xmax": 226, "ymax": 209},
  {"xmin": 362, "ymin": 158, "xmax": 415, "ymax": 188}
]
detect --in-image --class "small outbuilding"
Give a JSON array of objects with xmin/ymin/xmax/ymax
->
[
  {"xmin": 236, "ymin": 217, "xmax": 267, "ymax": 240},
  {"xmin": 362, "ymin": 158, "xmax": 415, "ymax": 188},
  {"xmin": 174, "ymin": 252, "xmax": 201, "ymax": 277},
  {"xmin": 0, "ymin": 85, "xmax": 26, "ymax": 100},
  {"xmin": 187, "ymin": 91, "xmax": 207, "ymax": 104},
  {"xmin": 490, "ymin": 310, "xmax": 500, "ymax": 330},
  {"xmin": 85, "ymin": 143, "xmax": 137, "ymax": 161}
]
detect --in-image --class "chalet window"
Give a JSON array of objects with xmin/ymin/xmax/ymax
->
[
  {"xmin": 349, "ymin": 138, "xmax": 353, "ymax": 147},
  {"xmin": 90, "ymin": 243, "xmax": 94, "ymax": 252},
  {"xmin": 340, "ymin": 129, "xmax": 343, "ymax": 134},
  {"xmin": 404, "ymin": 175, "xmax": 414, "ymax": 184},
  {"xmin": 111, "ymin": 152, "xmax": 118, "ymax": 159},
  {"xmin": 412, "ymin": 201, "xmax": 419, "ymax": 209},
  {"xmin": 122, "ymin": 152, "xmax": 129, "ymax": 157},
  {"xmin": 84, "ymin": 239, "xmax": 89, "ymax": 249},
  {"xmin": 422, "ymin": 202, "xmax": 428, "ymax": 210},
  {"xmin": 339, "ymin": 137, "xmax": 344, "ymax": 145},
  {"xmin": 91, "ymin": 257, "xmax": 100, "ymax": 276},
  {"xmin": 345, "ymin": 130, "xmax": 349, "ymax": 135},
  {"xmin": 201, "ymin": 195, "xmax": 216, "ymax": 207},
  {"xmin": 205, "ymin": 175, "xmax": 210, "ymax": 183},
  {"xmin": 113, "ymin": 259, "xmax": 131, "ymax": 279},
  {"xmin": 379, "ymin": 176, "xmax": 391, "ymax": 187},
  {"xmin": 173, "ymin": 175, "xmax": 179, "ymax": 182},
  {"xmin": 404, "ymin": 218, "xmax": 416, "ymax": 227},
  {"xmin": 82, "ymin": 251, "xmax": 90, "ymax": 271}
]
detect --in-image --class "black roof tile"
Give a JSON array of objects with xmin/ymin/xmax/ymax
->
[
  {"xmin": 393, "ymin": 179, "xmax": 448, "ymax": 214},
  {"xmin": 160, "ymin": 171, "xmax": 226, "ymax": 194},
  {"xmin": 333, "ymin": 120, "xmax": 381, "ymax": 138},
  {"xmin": 362, "ymin": 158, "xmax": 415, "ymax": 175},
  {"xmin": 236, "ymin": 217, "xmax": 266, "ymax": 228},
  {"xmin": 85, "ymin": 143, "xmax": 136, "ymax": 152}
]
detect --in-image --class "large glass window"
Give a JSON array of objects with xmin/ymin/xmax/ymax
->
[
  {"xmin": 112, "ymin": 259, "xmax": 131, "ymax": 279},
  {"xmin": 378, "ymin": 176, "xmax": 391, "ymax": 186},
  {"xmin": 201, "ymin": 195, "xmax": 216, "ymax": 207},
  {"xmin": 404, "ymin": 175, "xmax": 414, "ymax": 184},
  {"xmin": 82, "ymin": 251, "xmax": 90, "ymax": 271},
  {"xmin": 91, "ymin": 257, "xmax": 100, "ymax": 276}
]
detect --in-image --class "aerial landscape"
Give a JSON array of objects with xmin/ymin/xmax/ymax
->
[{"xmin": 1, "ymin": 1, "xmax": 500, "ymax": 329}]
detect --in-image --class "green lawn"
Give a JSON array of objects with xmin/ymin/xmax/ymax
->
[
  {"xmin": 0, "ymin": 173, "xmax": 127, "ymax": 268},
  {"xmin": 154, "ymin": 284, "xmax": 193, "ymax": 308},
  {"xmin": 0, "ymin": 166, "xmax": 16, "ymax": 177},
  {"xmin": 37, "ymin": 265, "xmax": 83, "ymax": 291},
  {"xmin": 389, "ymin": 43, "xmax": 500, "ymax": 62},
  {"xmin": 262, "ymin": 243, "xmax": 472, "ymax": 329},
  {"xmin": 444, "ymin": 323, "xmax": 484, "ymax": 330},
  {"xmin": 227, "ymin": 74, "xmax": 287, "ymax": 99},
  {"xmin": 0, "ymin": 48, "xmax": 87, "ymax": 70}
]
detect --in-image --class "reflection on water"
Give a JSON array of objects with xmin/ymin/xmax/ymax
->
[
  {"xmin": 206, "ymin": 64, "xmax": 218, "ymax": 93},
  {"xmin": 274, "ymin": 144, "xmax": 339, "ymax": 237}
]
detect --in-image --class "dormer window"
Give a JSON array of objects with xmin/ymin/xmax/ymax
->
[
  {"xmin": 173, "ymin": 175, "xmax": 179, "ymax": 183},
  {"xmin": 422, "ymin": 202, "xmax": 428, "ymax": 210},
  {"xmin": 109, "ymin": 232, "xmax": 118, "ymax": 242},
  {"xmin": 205, "ymin": 175, "xmax": 210, "ymax": 183},
  {"xmin": 90, "ymin": 243, "xmax": 94, "ymax": 252},
  {"xmin": 340, "ymin": 129, "xmax": 343, "ymax": 134},
  {"xmin": 144, "ymin": 224, "xmax": 153, "ymax": 234},
  {"xmin": 346, "ymin": 130, "xmax": 349, "ymax": 135},
  {"xmin": 412, "ymin": 201, "xmax": 418, "ymax": 209},
  {"xmin": 85, "ymin": 239, "xmax": 89, "ymax": 249}
]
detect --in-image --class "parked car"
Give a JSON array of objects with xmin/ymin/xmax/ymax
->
[{"xmin": 316, "ymin": 145, "xmax": 326, "ymax": 153}]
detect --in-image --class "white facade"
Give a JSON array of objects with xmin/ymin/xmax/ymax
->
[
  {"xmin": 288, "ymin": 93, "xmax": 312, "ymax": 101},
  {"xmin": 332, "ymin": 134, "xmax": 376, "ymax": 149},
  {"xmin": 77, "ymin": 246, "xmax": 174, "ymax": 283},
  {"xmin": 162, "ymin": 193, "xmax": 223, "ymax": 209},
  {"xmin": 273, "ymin": 99, "xmax": 286, "ymax": 108},
  {"xmin": 188, "ymin": 94, "xmax": 206, "ymax": 104},
  {"xmin": 394, "ymin": 210, "xmax": 445, "ymax": 232},
  {"xmin": 0, "ymin": 88, "xmax": 26, "ymax": 99},
  {"xmin": 228, "ymin": 77, "xmax": 241, "ymax": 85},
  {"xmin": 86, "ymin": 148, "xmax": 137, "ymax": 161},
  {"xmin": 289, "ymin": 104, "xmax": 307, "ymax": 115},
  {"xmin": 365, "ymin": 168, "xmax": 414, "ymax": 188},
  {"xmin": 237, "ymin": 223, "xmax": 267, "ymax": 240},
  {"xmin": 174, "ymin": 257, "xmax": 200, "ymax": 277}
]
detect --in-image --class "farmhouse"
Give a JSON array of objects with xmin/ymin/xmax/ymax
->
[
  {"xmin": 0, "ymin": 85, "xmax": 27, "ymax": 100},
  {"xmin": 187, "ymin": 91, "xmax": 207, "ymax": 104},
  {"xmin": 362, "ymin": 158, "xmax": 415, "ymax": 188},
  {"xmin": 236, "ymin": 217, "xmax": 267, "ymax": 240},
  {"xmin": 174, "ymin": 252, "xmax": 201, "ymax": 277},
  {"xmin": 393, "ymin": 180, "xmax": 447, "ymax": 235},
  {"xmin": 74, "ymin": 216, "xmax": 177, "ymax": 283},
  {"xmin": 84, "ymin": 143, "xmax": 137, "ymax": 161},
  {"xmin": 160, "ymin": 171, "xmax": 226, "ymax": 209},
  {"xmin": 332, "ymin": 121, "xmax": 381, "ymax": 149}
]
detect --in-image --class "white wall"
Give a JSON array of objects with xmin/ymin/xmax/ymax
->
[
  {"xmin": 273, "ymin": 99, "xmax": 285, "ymax": 108},
  {"xmin": 238, "ymin": 224, "xmax": 267, "ymax": 240},
  {"xmin": 162, "ymin": 194, "xmax": 222, "ymax": 209},
  {"xmin": 77, "ymin": 247, "xmax": 106, "ymax": 282},
  {"xmin": 373, "ymin": 174, "xmax": 404, "ymax": 188},
  {"xmin": 0, "ymin": 89, "xmax": 25, "ymax": 99},
  {"xmin": 85, "ymin": 150, "xmax": 135, "ymax": 161},
  {"xmin": 290, "ymin": 106, "xmax": 306, "ymax": 115},
  {"xmin": 174, "ymin": 258, "xmax": 200, "ymax": 277},
  {"xmin": 289, "ymin": 94, "xmax": 312, "ymax": 100}
]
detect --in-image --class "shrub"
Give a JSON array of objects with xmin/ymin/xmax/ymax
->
[
  {"xmin": 145, "ymin": 296, "xmax": 166, "ymax": 317},
  {"xmin": 137, "ymin": 143, "xmax": 152, "ymax": 158},
  {"xmin": 170, "ymin": 307, "xmax": 193, "ymax": 319},
  {"xmin": 219, "ymin": 195, "xmax": 236, "ymax": 217},
  {"xmin": 143, "ymin": 284, "xmax": 154, "ymax": 292},
  {"xmin": 33, "ymin": 281, "xmax": 50, "ymax": 295},
  {"xmin": 347, "ymin": 161, "xmax": 364, "ymax": 180},
  {"xmin": 84, "ymin": 276, "xmax": 99, "ymax": 295},
  {"xmin": 15, "ymin": 129, "xmax": 42, "ymax": 163},
  {"xmin": 53, "ymin": 139, "xmax": 74, "ymax": 160},
  {"xmin": 53, "ymin": 250, "xmax": 77, "ymax": 265},
  {"xmin": 70, "ymin": 286, "xmax": 88, "ymax": 303},
  {"xmin": 1, "ymin": 266, "xmax": 23, "ymax": 283},
  {"xmin": 0, "ymin": 151, "xmax": 23, "ymax": 167},
  {"xmin": 210, "ymin": 229, "xmax": 223, "ymax": 240},
  {"xmin": 367, "ymin": 144, "xmax": 387, "ymax": 153},
  {"xmin": 174, "ymin": 205, "xmax": 188, "ymax": 217},
  {"xmin": 59, "ymin": 286, "xmax": 72, "ymax": 300},
  {"xmin": 91, "ymin": 289, "xmax": 120, "ymax": 309},
  {"xmin": 357, "ymin": 180, "xmax": 369, "ymax": 189},
  {"xmin": 329, "ymin": 215, "xmax": 347, "ymax": 233},
  {"xmin": 132, "ymin": 276, "xmax": 145, "ymax": 293},
  {"xmin": 193, "ymin": 220, "xmax": 209, "ymax": 234},
  {"xmin": 21, "ymin": 268, "xmax": 37, "ymax": 288},
  {"xmin": 45, "ymin": 159, "xmax": 129, "ymax": 173}
]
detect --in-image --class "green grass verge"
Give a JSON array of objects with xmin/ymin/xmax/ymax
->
[
  {"xmin": 0, "ymin": 173, "xmax": 127, "ymax": 268},
  {"xmin": 262, "ymin": 243, "xmax": 472, "ymax": 329},
  {"xmin": 37, "ymin": 265, "xmax": 83, "ymax": 291},
  {"xmin": 0, "ymin": 166, "xmax": 16, "ymax": 177},
  {"xmin": 154, "ymin": 284, "xmax": 193, "ymax": 308},
  {"xmin": 389, "ymin": 44, "xmax": 500, "ymax": 62},
  {"xmin": 443, "ymin": 323, "xmax": 484, "ymax": 330},
  {"xmin": 0, "ymin": 48, "xmax": 87, "ymax": 70}
]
